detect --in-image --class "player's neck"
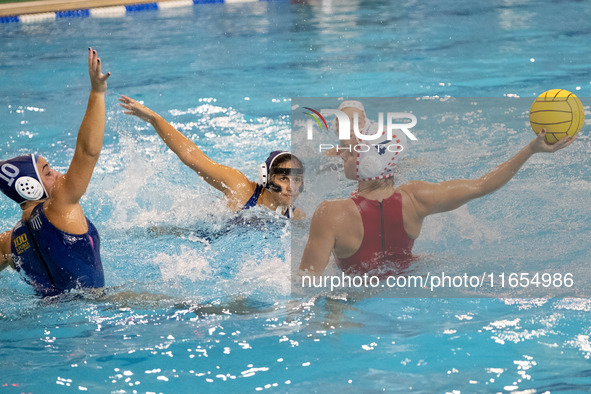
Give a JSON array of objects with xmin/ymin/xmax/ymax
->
[
  {"xmin": 20, "ymin": 200, "xmax": 43, "ymax": 216},
  {"xmin": 357, "ymin": 180, "xmax": 395, "ymax": 201}
]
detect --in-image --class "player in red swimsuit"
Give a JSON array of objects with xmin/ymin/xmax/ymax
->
[
  {"xmin": 298, "ymin": 101, "xmax": 577, "ymax": 276},
  {"xmin": 334, "ymin": 192, "xmax": 414, "ymax": 276}
]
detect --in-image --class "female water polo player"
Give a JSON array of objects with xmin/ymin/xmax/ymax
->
[
  {"xmin": 299, "ymin": 101, "xmax": 577, "ymax": 276},
  {"xmin": 0, "ymin": 48, "xmax": 110, "ymax": 296},
  {"xmin": 119, "ymin": 96, "xmax": 305, "ymax": 219}
]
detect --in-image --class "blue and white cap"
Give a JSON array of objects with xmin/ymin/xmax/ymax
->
[
  {"xmin": 0, "ymin": 154, "xmax": 49, "ymax": 205},
  {"xmin": 356, "ymin": 123, "xmax": 406, "ymax": 181},
  {"xmin": 258, "ymin": 151, "xmax": 304, "ymax": 192},
  {"xmin": 259, "ymin": 151, "xmax": 286, "ymax": 188}
]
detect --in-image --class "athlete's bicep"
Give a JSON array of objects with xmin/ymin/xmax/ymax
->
[
  {"xmin": 299, "ymin": 202, "xmax": 336, "ymax": 275},
  {"xmin": 59, "ymin": 154, "xmax": 97, "ymax": 204},
  {"xmin": 184, "ymin": 153, "xmax": 250, "ymax": 195},
  {"xmin": 404, "ymin": 179, "xmax": 482, "ymax": 217},
  {"xmin": 205, "ymin": 163, "xmax": 249, "ymax": 193},
  {"xmin": 166, "ymin": 130, "xmax": 251, "ymax": 196},
  {"xmin": 50, "ymin": 144, "xmax": 100, "ymax": 207}
]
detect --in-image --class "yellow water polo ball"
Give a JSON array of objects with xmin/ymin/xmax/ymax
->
[{"xmin": 529, "ymin": 89, "xmax": 584, "ymax": 144}]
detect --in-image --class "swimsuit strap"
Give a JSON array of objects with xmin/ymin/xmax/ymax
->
[
  {"xmin": 242, "ymin": 184, "xmax": 264, "ymax": 210},
  {"xmin": 283, "ymin": 206, "xmax": 294, "ymax": 218},
  {"xmin": 243, "ymin": 184, "xmax": 294, "ymax": 219}
]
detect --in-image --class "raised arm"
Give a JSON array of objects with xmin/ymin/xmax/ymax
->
[
  {"xmin": 0, "ymin": 231, "xmax": 14, "ymax": 272},
  {"xmin": 119, "ymin": 95, "xmax": 248, "ymax": 195},
  {"xmin": 404, "ymin": 130, "xmax": 576, "ymax": 218},
  {"xmin": 52, "ymin": 48, "xmax": 110, "ymax": 206}
]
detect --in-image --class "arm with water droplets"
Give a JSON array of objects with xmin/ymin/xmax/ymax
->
[
  {"xmin": 402, "ymin": 130, "xmax": 577, "ymax": 219},
  {"xmin": 119, "ymin": 95, "xmax": 251, "ymax": 198},
  {"xmin": 55, "ymin": 48, "xmax": 111, "ymax": 206}
]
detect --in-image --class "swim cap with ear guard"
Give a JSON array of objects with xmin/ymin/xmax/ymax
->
[
  {"xmin": 258, "ymin": 151, "xmax": 304, "ymax": 193},
  {"xmin": 355, "ymin": 122, "xmax": 406, "ymax": 181},
  {"xmin": 0, "ymin": 154, "xmax": 49, "ymax": 205}
]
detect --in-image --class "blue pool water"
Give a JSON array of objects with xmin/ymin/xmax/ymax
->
[{"xmin": 1, "ymin": 0, "xmax": 591, "ymax": 392}]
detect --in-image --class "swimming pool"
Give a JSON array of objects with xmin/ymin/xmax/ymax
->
[{"xmin": 1, "ymin": 0, "xmax": 591, "ymax": 392}]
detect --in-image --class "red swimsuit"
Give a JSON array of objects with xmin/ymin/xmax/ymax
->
[{"xmin": 335, "ymin": 192, "xmax": 415, "ymax": 276}]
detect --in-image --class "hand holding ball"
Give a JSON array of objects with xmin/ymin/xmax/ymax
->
[{"xmin": 529, "ymin": 89, "xmax": 584, "ymax": 144}]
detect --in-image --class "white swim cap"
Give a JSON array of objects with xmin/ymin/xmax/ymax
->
[
  {"xmin": 329, "ymin": 100, "xmax": 368, "ymax": 136},
  {"xmin": 338, "ymin": 100, "xmax": 366, "ymax": 115},
  {"xmin": 355, "ymin": 122, "xmax": 406, "ymax": 181}
]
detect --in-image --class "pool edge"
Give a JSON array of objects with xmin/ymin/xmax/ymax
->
[{"xmin": 0, "ymin": 0, "xmax": 275, "ymax": 20}]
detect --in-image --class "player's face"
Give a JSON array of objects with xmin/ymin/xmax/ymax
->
[
  {"xmin": 36, "ymin": 156, "xmax": 61, "ymax": 195},
  {"xmin": 271, "ymin": 160, "xmax": 303, "ymax": 205}
]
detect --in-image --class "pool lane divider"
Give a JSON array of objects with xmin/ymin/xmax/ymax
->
[{"xmin": 0, "ymin": 0, "xmax": 270, "ymax": 23}]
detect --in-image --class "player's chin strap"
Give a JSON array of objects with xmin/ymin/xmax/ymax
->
[{"xmin": 275, "ymin": 205, "xmax": 294, "ymax": 218}]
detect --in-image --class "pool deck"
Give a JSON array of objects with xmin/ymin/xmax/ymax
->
[{"xmin": 0, "ymin": 0, "xmax": 227, "ymax": 17}]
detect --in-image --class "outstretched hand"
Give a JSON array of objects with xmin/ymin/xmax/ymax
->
[
  {"xmin": 88, "ymin": 47, "xmax": 110, "ymax": 93},
  {"xmin": 119, "ymin": 95, "xmax": 156, "ymax": 123},
  {"xmin": 529, "ymin": 129, "xmax": 577, "ymax": 153}
]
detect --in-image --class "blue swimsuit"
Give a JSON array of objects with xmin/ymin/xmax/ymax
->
[
  {"xmin": 11, "ymin": 204, "xmax": 104, "ymax": 296},
  {"xmin": 242, "ymin": 184, "xmax": 293, "ymax": 218}
]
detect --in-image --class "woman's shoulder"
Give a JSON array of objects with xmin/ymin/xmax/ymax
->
[
  {"xmin": 292, "ymin": 207, "xmax": 307, "ymax": 220},
  {"xmin": 313, "ymin": 197, "xmax": 357, "ymax": 217},
  {"xmin": 226, "ymin": 179, "xmax": 260, "ymax": 209}
]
